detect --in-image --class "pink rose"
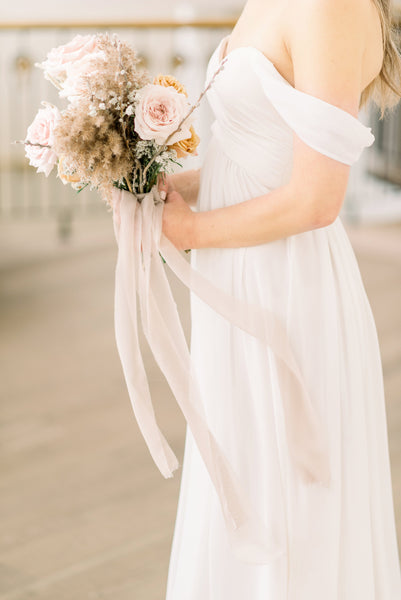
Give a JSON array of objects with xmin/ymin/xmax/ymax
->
[
  {"xmin": 134, "ymin": 84, "xmax": 193, "ymax": 145},
  {"xmin": 36, "ymin": 34, "xmax": 102, "ymax": 84},
  {"xmin": 25, "ymin": 101, "xmax": 61, "ymax": 177},
  {"xmin": 58, "ymin": 55, "xmax": 100, "ymax": 103}
]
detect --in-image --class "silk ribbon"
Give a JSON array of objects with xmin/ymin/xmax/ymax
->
[{"xmin": 111, "ymin": 185, "xmax": 332, "ymax": 565}]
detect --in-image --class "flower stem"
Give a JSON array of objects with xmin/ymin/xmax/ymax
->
[{"xmin": 12, "ymin": 140, "xmax": 51, "ymax": 148}]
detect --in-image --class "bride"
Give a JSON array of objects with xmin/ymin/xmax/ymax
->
[{"xmin": 158, "ymin": 0, "xmax": 401, "ymax": 597}]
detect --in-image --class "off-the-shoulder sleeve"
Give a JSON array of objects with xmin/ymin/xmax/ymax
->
[{"xmin": 251, "ymin": 51, "xmax": 375, "ymax": 166}]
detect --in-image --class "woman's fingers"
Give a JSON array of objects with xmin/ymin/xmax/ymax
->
[{"xmin": 157, "ymin": 173, "xmax": 169, "ymax": 201}]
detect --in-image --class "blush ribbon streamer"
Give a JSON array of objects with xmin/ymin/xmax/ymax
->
[{"xmin": 111, "ymin": 185, "xmax": 332, "ymax": 565}]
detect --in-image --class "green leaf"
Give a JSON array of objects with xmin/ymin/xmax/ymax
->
[{"xmin": 75, "ymin": 183, "xmax": 90, "ymax": 194}]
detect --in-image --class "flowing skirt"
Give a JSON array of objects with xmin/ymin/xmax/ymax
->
[{"xmin": 165, "ymin": 135, "xmax": 401, "ymax": 599}]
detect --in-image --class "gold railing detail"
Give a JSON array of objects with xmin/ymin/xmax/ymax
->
[{"xmin": 0, "ymin": 19, "xmax": 237, "ymax": 30}]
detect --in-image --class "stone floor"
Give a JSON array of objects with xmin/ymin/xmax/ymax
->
[{"xmin": 0, "ymin": 214, "xmax": 400, "ymax": 599}]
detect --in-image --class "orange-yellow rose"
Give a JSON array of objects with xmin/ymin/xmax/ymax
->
[
  {"xmin": 57, "ymin": 155, "xmax": 81, "ymax": 184},
  {"xmin": 170, "ymin": 125, "xmax": 200, "ymax": 158},
  {"xmin": 153, "ymin": 73, "xmax": 188, "ymax": 97}
]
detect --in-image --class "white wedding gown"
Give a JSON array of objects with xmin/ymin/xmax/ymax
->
[{"xmin": 165, "ymin": 35, "xmax": 401, "ymax": 599}]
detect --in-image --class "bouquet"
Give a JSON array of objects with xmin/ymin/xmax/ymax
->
[
  {"xmin": 15, "ymin": 33, "xmax": 332, "ymax": 566},
  {"xmin": 20, "ymin": 33, "xmax": 201, "ymax": 203},
  {"xmin": 17, "ymin": 33, "xmax": 216, "ymax": 256}
]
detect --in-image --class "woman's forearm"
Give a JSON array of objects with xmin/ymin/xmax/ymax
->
[
  {"xmin": 191, "ymin": 183, "xmax": 336, "ymax": 249},
  {"xmin": 169, "ymin": 168, "xmax": 201, "ymax": 207}
]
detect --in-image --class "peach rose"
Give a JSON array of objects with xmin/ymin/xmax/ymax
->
[
  {"xmin": 36, "ymin": 34, "xmax": 102, "ymax": 84},
  {"xmin": 134, "ymin": 83, "xmax": 193, "ymax": 146},
  {"xmin": 57, "ymin": 155, "xmax": 82, "ymax": 184},
  {"xmin": 170, "ymin": 125, "xmax": 200, "ymax": 158},
  {"xmin": 153, "ymin": 74, "xmax": 188, "ymax": 97},
  {"xmin": 25, "ymin": 101, "xmax": 61, "ymax": 177}
]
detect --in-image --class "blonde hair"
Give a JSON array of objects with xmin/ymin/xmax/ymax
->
[{"xmin": 360, "ymin": 0, "xmax": 401, "ymax": 119}]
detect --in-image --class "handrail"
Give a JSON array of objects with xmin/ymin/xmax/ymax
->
[
  {"xmin": 0, "ymin": 10, "xmax": 399, "ymax": 30},
  {"xmin": 0, "ymin": 19, "xmax": 237, "ymax": 30}
]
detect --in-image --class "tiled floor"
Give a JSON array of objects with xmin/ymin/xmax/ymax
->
[{"xmin": 0, "ymin": 215, "xmax": 400, "ymax": 599}]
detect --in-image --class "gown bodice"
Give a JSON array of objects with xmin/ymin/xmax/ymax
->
[{"xmin": 204, "ymin": 35, "xmax": 375, "ymax": 190}]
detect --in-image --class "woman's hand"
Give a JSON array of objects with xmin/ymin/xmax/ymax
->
[{"xmin": 158, "ymin": 174, "xmax": 197, "ymax": 251}]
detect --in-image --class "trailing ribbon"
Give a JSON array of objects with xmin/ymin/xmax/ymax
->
[{"xmin": 112, "ymin": 184, "xmax": 332, "ymax": 565}]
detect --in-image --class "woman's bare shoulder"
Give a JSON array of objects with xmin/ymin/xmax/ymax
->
[
  {"xmin": 285, "ymin": 0, "xmax": 378, "ymax": 51},
  {"xmin": 284, "ymin": 0, "xmax": 382, "ymax": 112},
  {"xmin": 287, "ymin": 0, "xmax": 373, "ymax": 19}
]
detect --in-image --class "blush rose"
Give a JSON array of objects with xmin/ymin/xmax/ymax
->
[
  {"xmin": 36, "ymin": 34, "xmax": 102, "ymax": 84},
  {"xmin": 25, "ymin": 101, "xmax": 61, "ymax": 177},
  {"xmin": 134, "ymin": 84, "xmax": 193, "ymax": 146},
  {"xmin": 58, "ymin": 55, "xmax": 101, "ymax": 103}
]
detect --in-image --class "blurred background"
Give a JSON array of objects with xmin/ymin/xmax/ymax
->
[{"xmin": 1, "ymin": 2, "xmax": 400, "ymax": 599}]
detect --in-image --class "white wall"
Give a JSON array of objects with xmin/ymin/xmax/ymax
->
[{"xmin": 0, "ymin": 1, "xmax": 242, "ymax": 23}]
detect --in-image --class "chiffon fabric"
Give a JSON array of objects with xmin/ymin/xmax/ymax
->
[
  {"xmin": 165, "ymin": 35, "xmax": 401, "ymax": 599},
  {"xmin": 113, "ymin": 183, "xmax": 331, "ymax": 565}
]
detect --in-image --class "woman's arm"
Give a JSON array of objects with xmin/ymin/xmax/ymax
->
[
  {"xmin": 191, "ymin": 140, "xmax": 351, "ymax": 249},
  {"xmin": 163, "ymin": 140, "xmax": 350, "ymax": 250}
]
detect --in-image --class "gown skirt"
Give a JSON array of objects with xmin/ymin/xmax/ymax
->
[{"xmin": 164, "ymin": 35, "xmax": 401, "ymax": 599}]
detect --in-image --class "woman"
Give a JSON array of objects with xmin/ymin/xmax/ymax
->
[{"xmin": 159, "ymin": 0, "xmax": 401, "ymax": 597}]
